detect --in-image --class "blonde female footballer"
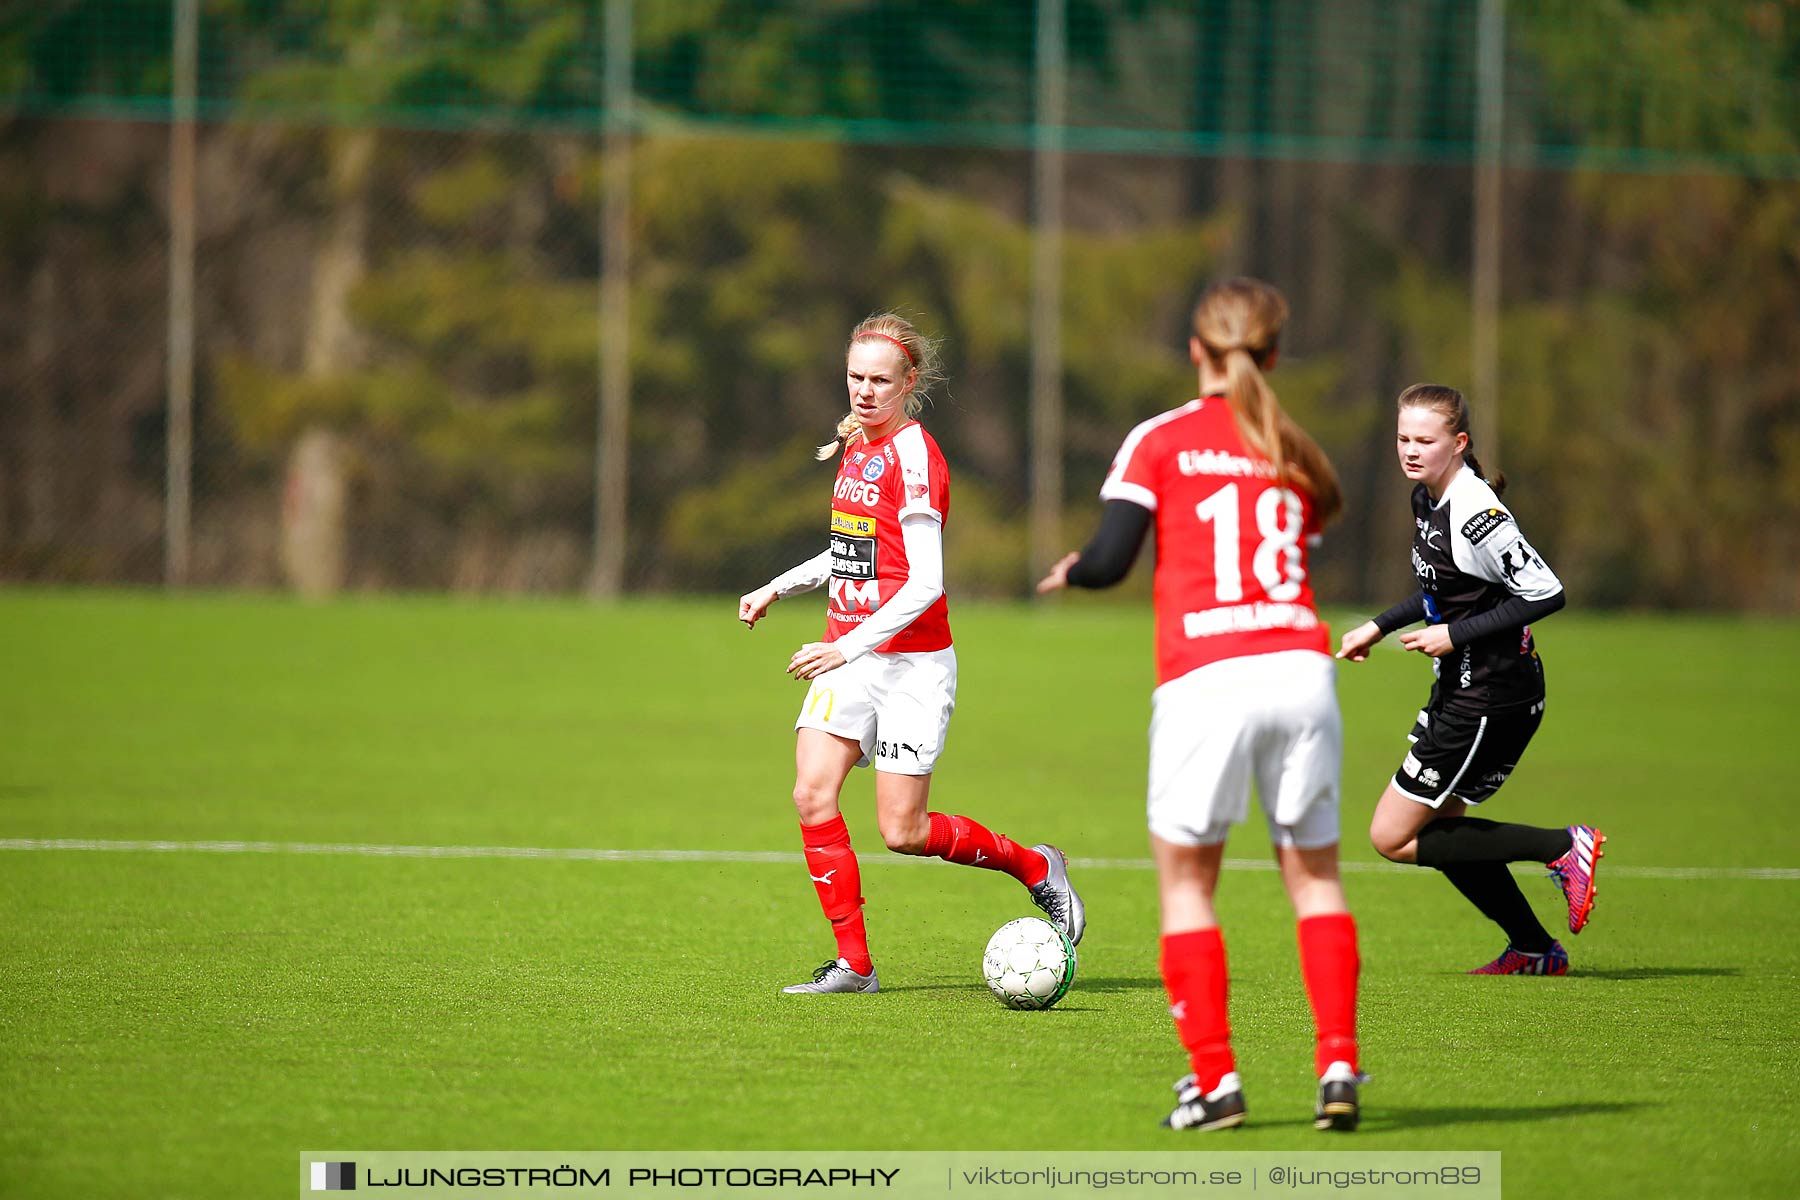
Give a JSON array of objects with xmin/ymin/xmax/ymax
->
[{"xmin": 740, "ymin": 313, "xmax": 1084, "ymax": 995}]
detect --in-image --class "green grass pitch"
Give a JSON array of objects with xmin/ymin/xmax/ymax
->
[{"xmin": 2, "ymin": 590, "xmax": 1797, "ymax": 1197}]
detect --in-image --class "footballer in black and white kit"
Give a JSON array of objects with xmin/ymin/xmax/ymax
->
[
  {"xmin": 1340, "ymin": 384, "xmax": 1603, "ymax": 976},
  {"xmin": 1387, "ymin": 466, "xmax": 1564, "ymax": 807}
]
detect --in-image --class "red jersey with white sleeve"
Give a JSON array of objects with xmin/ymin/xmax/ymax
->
[
  {"xmin": 1101, "ymin": 396, "xmax": 1327, "ymax": 686},
  {"xmin": 823, "ymin": 420, "xmax": 953, "ymax": 652}
]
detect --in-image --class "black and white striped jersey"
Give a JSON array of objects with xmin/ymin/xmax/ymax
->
[{"xmin": 1409, "ymin": 467, "xmax": 1562, "ymax": 714}]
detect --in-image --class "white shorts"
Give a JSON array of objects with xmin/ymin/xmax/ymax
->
[
  {"xmin": 794, "ymin": 646, "xmax": 956, "ymax": 776},
  {"xmin": 1147, "ymin": 649, "xmax": 1342, "ymax": 850}
]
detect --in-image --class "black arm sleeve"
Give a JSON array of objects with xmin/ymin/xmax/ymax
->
[
  {"xmin": 1373, "ymin": 595, "xmax": 1427, "ymax": 636},
  {"xmin": 1064, "ymin": 500, "xmax": 1153, "ymax": 589},
  {"xmin": 1447, "ymin": 590, "xmax": 1566, "ymax": 649}
]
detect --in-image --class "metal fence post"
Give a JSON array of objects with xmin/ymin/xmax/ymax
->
[
  {"xmin": 591, "ymin": 0, "xmax": 633, "ymax": 597},
  {"xmin": 164, "ymin": 0, "xmax": 198, "ymax": 587},
  {"xmin": 1028, "ymin": 0, "xmax": 1067, "ymax": 585},
  {"xmin": 1472, "ymin": 0, "xmax": 1505, "ymax": 465}
]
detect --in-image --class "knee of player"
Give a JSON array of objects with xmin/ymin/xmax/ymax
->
[
  {"xmin": 879, "ymin": 818, "xmax": 929, "ymax": 856},
  {"xmin": 791, "ymin": 782, "xmax": 841, "ymax": 820},
  {"xmin": 1368, "ymin": 823, "xmax": 1409, "ymax": 863}
]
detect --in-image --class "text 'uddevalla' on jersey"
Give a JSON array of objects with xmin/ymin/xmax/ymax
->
[
  {"xmin": 1101, "ymin": 397, "xmax": 1328, "ymax": 686},
  {"xmin": 823, "ymin": 421, "xmax": 953, "ymax": 653}
]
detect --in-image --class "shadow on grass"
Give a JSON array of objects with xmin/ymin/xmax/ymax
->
[
  {"xmin": 1061, "ymin": 976, "xmax": 1166, "ymax": 994},
  {"xmin": 1364, "ymin": 1100, "xmax": 1650, "ymax": 1131},
  {"xmin": 879, "ymin": 976, "xmax": 1164, "ymax": 997},
  {"xmin": 1429, "ymin": 966, "xmax": 1740, "ymax": 981},
  {"xmin": 1574, "ymin": 966, "xmax": 1740, "ymax": 981},
  {"xmin": 886, "ymin": 967, "xmax": 1732, "ymax": 995}
]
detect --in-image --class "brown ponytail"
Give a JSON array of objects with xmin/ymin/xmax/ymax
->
[{"xmin": 1192, "ymin": 278, "xmax": 1344, "ymax": 526}]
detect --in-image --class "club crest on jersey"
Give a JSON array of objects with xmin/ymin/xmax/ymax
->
[
  {"xmin": 1461, "ymin": 507, "xmax": 1512, "ymax": 545},
  {"xmin": 862, "ymin": 456, "xmax": 887, "ymax": 482}
]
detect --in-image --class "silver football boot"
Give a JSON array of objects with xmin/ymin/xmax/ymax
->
[
  {"xmin": 780, "ymin": 958, "xmax": 880, "ymax": 994},
  {"xmin": 1027, "ymin": 844, "xmax": 1087, "ymax": 946}
]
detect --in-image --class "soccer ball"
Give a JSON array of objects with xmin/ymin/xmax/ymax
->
[{"xmin": 982, "ymin": 916, "xmax": 1077, "ymax": 1010}]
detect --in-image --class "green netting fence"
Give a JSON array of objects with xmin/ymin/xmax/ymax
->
[
  {"xmin": 3, "ymin": 2, "xmax": 1798, "ymax": 608},
  {"xmin": 9, "ymin": 1, "xmax": 1798, "ymax": 173}
]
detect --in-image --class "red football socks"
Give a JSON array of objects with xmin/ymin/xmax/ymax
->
[
  {"xmin": 924, "ymin": 812, "xmax": 1048, "ymax": 886},
  {"xmin": 1160, "ymin": 927, "xmax": 1234, "ymax": 1093},
  {"xmin": 1297, "ymin": 913, "xmax": 1360, "ymax": 1077},
  {"xmin": 799, "ymin": 814, "xmax": 871, "ymax": 975}
]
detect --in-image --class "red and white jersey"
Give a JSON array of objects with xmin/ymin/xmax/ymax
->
[
  {"xmin": 1101, "ymin": 396, "xmax": 1328, "ymax": 686},
  {"xmin": 823, "ymin": 420, "xmax": 953, "ymax": 652}
]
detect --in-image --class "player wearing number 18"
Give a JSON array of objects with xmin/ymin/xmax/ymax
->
[{"xmin": 1038, "ymin": 278, "xmax": 1361, "ymax": 1132}]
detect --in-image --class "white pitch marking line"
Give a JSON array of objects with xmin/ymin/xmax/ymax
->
[{"xmin": 0, "ymin": 838, "xmax": 1795, "ymax": 880}]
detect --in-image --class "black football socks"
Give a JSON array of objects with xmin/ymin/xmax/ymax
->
[
  {"xmin": 1439, "ymin": 862, "xmax": 1558, "ymax": 954},
  {"xmin": 1415, "ymin": 817, "xmax": 1573, "ymax": 868}
]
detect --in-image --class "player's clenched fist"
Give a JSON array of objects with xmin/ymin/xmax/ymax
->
[{"xmin": 739, "ymin": 586, "xmax": 779, "ymax": 628}]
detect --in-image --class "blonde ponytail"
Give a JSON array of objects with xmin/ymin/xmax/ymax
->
[
  {"xmin": 815, "ymin": 413, "xmax": 863, "ymax": 462},
  {"xmin": 1193, "ymin": 278, "xmax": 1344, "ymax": 527},
  {"xmin": 1221, "ymin": 347, "xmax": 1292, "ymax": 492}
]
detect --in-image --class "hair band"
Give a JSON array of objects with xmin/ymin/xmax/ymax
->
[{"xmin": 862, "ymin": 331, "xmax": 915, "ymax": 365}]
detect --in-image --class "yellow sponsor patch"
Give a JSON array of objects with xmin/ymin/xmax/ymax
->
[{"xmin": 830, "ymin": 510, "xmax": 878, "ymax": 537}]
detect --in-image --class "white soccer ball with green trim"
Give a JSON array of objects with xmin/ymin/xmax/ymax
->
[{"xmin": 982, "ymin": 916, "xmax": 1076, "ymax": 1010}]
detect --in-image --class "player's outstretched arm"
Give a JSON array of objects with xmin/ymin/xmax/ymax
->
[
  {"xmin": 1336, "ymin": 621, "xmax": 1383, "ymax": 662},
  {"xmin": 1341, "ymin": 592, "xmax": 1430, "ymax": 661},
  {"xmin": 741, "ymin": 548, "xmax": 833, "ymax": 628},
  {"xmin": 1040, "ymin": 500, "xmax": 1151, "ymax": 595},
  {"xmin": 1036, "ymin": 551, "xmax": 1080, "ymax": 594}
]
